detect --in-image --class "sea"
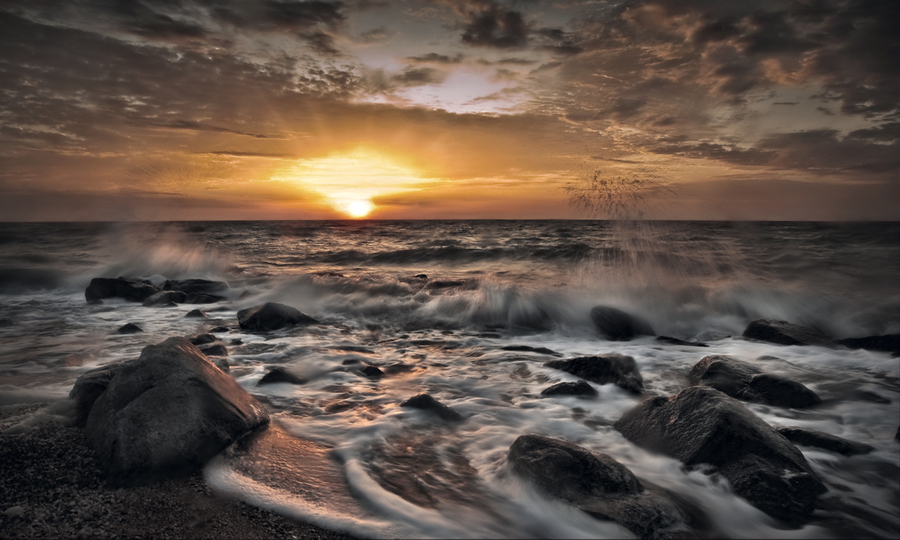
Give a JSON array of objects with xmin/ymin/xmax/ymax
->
[{"xmin": 0, "ymin": 220, "xmax": 898, "ymax": 539}]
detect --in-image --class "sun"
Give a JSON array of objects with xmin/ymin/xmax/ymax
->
[{"xmin": 342, "ymin": 199, "xmax": 374, "ymax": 219}]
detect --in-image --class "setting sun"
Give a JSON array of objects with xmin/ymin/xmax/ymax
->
[{"xmin": 342, "ymin": 199, "xmax": 374, "ymax": 219}]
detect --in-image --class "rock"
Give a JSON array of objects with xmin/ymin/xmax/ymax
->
[
  {"xmin": 69, "ymin": 363, "xmax": 124, "ymax": 427},
  {"xmin": 0, "ymin": 318, "xmax": 13, "ymax": 327},
  {"xmin": 426, "ymin": 280, "xmax": 466, "ymax": 289},
  {"xmin": 501, "ymin": 345, "xmax": 561, "ymax": 356},
  {"xmin": 212, "ymin": 358, "xmax": 230, "ymax": 373},
  {"xmin": 199, "ymin": 344, "xmax": 228, "ymax": 357},
  {"xmin": 117, "ymin": 323, "xmax": 143, "ymax": 334},
  {"xmin": 655, "ymin": 336, "xmax": 707, "ymax": 347},
  {"xmin": 838, "ymin": 334, "xmax": 900, "ymax": 355},
  {"xmin": 76, "ymin": 337, "xmax": 269, "ymax": 483},
  {"xmin": 508, "ymin": 435, "xmax": 688, "ymax": 539},
  {"xmin": 142, "ymin": 290, "xmax": 187, "ymax": 306},
  {"xmin": 85, "ymin": 277, "xmax": 159, "ymax": 303},
  {"xmin": 545, "ymin": 355, "xmax": 643, "ymax": 393},
  {"xmin": 688, "ymin": 355, "xmax": 821, "ymax": 408},
  {"xmin": 185, "ymin": 309, "xmax": 207, "ymax": 318},
  {"xmin": 614, "ymin": 386, "xmax": 826, "ymax": 524},
  {"xmin": 184, "ymin": 292, "xmax": 225, "ymax": 304},
  {"xmin": 896, "ymin": 426, "xmax": 899, "ymax": 441},
  {"xmin": 540, "ymin": 380, "xmax": 598, "ymax": 397},
  {"xmin": 590, "ymin": 306, "xmax": 655, "ymax": 341},
  {"xmin": 776, "ymin": 426, "xmax": 874, "ymax": 456},
  {"xmin": 401, "ymin": 393, "xmax": 463, "ymax": 422},
  {"xmin": 742, "ymin": 319, "xmax": 834, "ymax": 347},
  {"xmin": 237, "ymin": 302, "xmax": 318, "ymax": 331},
  {"xmin": 189, "ymin": 333, "xmax": 217, "ymax": 345},
  {"xmin": 360, "ymin": 365, "xmax": 384, "ymax": 378},
  {"xmin": 211, "ymin": 326, "xmax": 230, "ymax": 333},
  {"xmin": 257, "ymin": 367, "xmax": 307, "ymax": 385},
  {"xmin": 161, "ymin": 279, "xmax": 228, "ymax": 295},
  {"xmin": 3, "ymin": 505, "xmax": 25, "ymax": 518},
  {"xmin": 413, "ymin": 274, "xmax": 427, "ymax": 279}
]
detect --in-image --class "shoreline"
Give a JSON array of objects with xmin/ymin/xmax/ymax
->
[{"xmin": 0, "ymin": 403, "xmax": 358, "ymax": 540}]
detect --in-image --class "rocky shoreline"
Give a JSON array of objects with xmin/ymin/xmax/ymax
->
[{"xmin": 0, "ymin": 404, "xmax": 356, "ymax": 540}]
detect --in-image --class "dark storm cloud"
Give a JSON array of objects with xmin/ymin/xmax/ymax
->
[{"xmin": 461, "ymin": 3, "xmax": 529, "ymax": 48}]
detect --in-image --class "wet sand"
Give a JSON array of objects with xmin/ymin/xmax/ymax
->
[{"xmin": 0, "ymin": 403, "xmax": 358, "ymax": 540}]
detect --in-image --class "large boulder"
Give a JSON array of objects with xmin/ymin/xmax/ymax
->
[
  {"xmin": 688, "ymin": 355, "xmax": 821, "ymax": 408},
  {"xmin": 69, "ymin": 363, "xmax": 124, "ymax": 427},
  {"xmin": 545, "ymin": 355, "xmax": 643, "ymax": 393},
  {"xmin": 85, "ymin": 277, "xmax": 159, "ymax": 303},
  {"xmin": 237, "ymin": 302, "xmax": 318, "ymax": 331},
  {"xmin": 614, "ymin": 386, "xmax": 827, "ymax": 524},
  {"xmin": 72, "ymin": 337, "xmax": 269, "ymax": 483},
  {"xmin": 776, "ymin": 426, "xmax": 874, "ymax": 456},
  {"xmin": 508, "ymin": 435, "xmax": 689, "ymax": 539},
  {"xmin": 838, "ymin": 334, "xmax": 900, "ymax": 355},
  {"xmin": 742, "ymin": 319, "xmax": 834, "ymax": 347},
  {"xmin": 590, "ymin": 306, "xmax": 655, "ymax": 341}
]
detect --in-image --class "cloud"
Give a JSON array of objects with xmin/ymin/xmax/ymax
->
[
  {"xmin": 358, "ymin": 26, "xmax": 395, "ymax": 44},
  {"xmin": 406, "ymin": 52, "xmax": 465, "ymax": 64}
]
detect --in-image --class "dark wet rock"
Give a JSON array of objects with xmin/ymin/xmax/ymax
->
[
  {"xmin": 501, "ymin": 345, "xmax": 561, "ymax": 356},
  {"xmin": 85, "ymin": 277, "xmax": 159, "ymax": 303},
  {"xmin": 184, "ymin": 292, "xmax": 226, "ymax": 304},
  {"xmin": 688, "ymin": 355, "xmax": 821, "ymax": 408},
  {"xmin": 117, "ymin": 323, "xmax": 143, "ymax": 334},
  {"xmin": 776, "ymin": 426, "xmax": 874, "ymax": 456},
  {"xmin": 162, "ymin": 279, "xmax": 228, "ymax": 296},
  {"xmin": 0, "ymin": 318, "xmax": 13, "ymax": 327},
  {"xmin": 400, "ymin": 393, "xmax": 462, "ymax": 422},
  {"xmin": 413, "ymin": 274, "xmax": 427, "ymax": 279},
  {"xmin": 230, "ymin": 338, "xmax": 243, "ymax": 345},
  {"xmin": 895, "ymin": 426, "xmax": 899, "ymax": 441},
  {"xmin": 211, "ymin": 326, "xmax": 230, "ymax": 332},
  {"xmin": 838, "ymin": 334, "xmax": 900, "ymax": 355},
  {"xmin": 212, "ymin": 357, "xmax": 230, "ymax": 373},
  {"xmin": 185, "ymin": 309, "xmax": 207, "ymax": 318},
  {"xmin": 425, "ymin": 280, "xmax": 466, "ymax": 289},
  {"xmin": 257, "ymin": 367, "xmax": 307, "ymax": 386},
  {"xmin": 69, "ymin": 363, "xmax": 124, "ymax": 427},
  {"xmin": 742, "ymin": 319, "xmax": 834, "ymax": 347},
  {"xmin": 590, "ymin": 306, "xmax": 655, "ymax": 341},
  {"xmin": 614, "ymin": 386, "xmax": 827, "ymax": 524},
  {"xmin": 541, "ymin": 380, "xmax": 598, "ymax": 397},
  {"xmin": 342, "ymin": 358, "xmax": 361, "ymax": 365},
  {"xmin": 189, "ymin": 333, "xmax": 217, "ymax": 346},
  {"xmin": 237, "ymin": 302, "xmax": 318, "ymax": 332},
  {"xmin": 360, "ymin": 365, "xmax": 384, "ymax": 378},
  {"xmin": 142, "ymin": 290, "xmax": 187, "ymax": 306},
  {"xmin": 199, "ymin": 344, "xmax": 228, "ymax": 357},
  {"xmin": 545, "ymin": 355, "xmax": 643, "ymax": 393},
  {"xmin": 76, "ymin": 337, "xmax": 269, "ymax": 483},
  {"xmin": 655, "ymin": 336, "xmax": 708, "ymax": 347},
  {"xmin": 508, "ymin": 435, "xmax": 688, "ymax": 539}
]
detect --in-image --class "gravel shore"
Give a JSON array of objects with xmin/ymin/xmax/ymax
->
[{"xmin": 0, "ymin": 403, "xmax": 359, "ymax": 540}]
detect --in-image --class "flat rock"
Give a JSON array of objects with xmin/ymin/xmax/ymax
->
[
  {"xmin": 545, "ymin": 354, "xmax": 643, "ymax": 393},
  {"xmin": 85, "ymin": 277, "xmax": 159, "ymax": 303},
  {"xmin": 117, "ymin": 323, "xmax": 143, "ymax": 334},
  {"xmin": 75, "ymin": 337, "xmax": 269, "ymax": 483},
  {"xmin": 742, "ymin": 319, "xmax": 834, "ymax": 347},
  {"xmin": 400, "ymin": 393, "xmax": 462, "ymax": 422},
  {"xmin": 776, "ymin": 426, "xmax": 874, "ymax": 456},
  {"xmin": 540, "ymin": 380, "xmax": 598, "ymax": 397},
  {"xmin": 590, "ymin": 306, "xmax": 655, "ymax": 341},
  {"xmin": 508, "ymin": 434, "xmax": 688, "ymax": 539},
  {"xmin": 237, "ymin": 302, "xmax": 318, "ymax": 332},
  {"xmin": 688, "ymin": 355, "xmax": 821, "ymax": 408},
  {"xmin": 257, "ymin": 367, "xmax": 307, "ymax": 385},
  {"xmin": 501, "ymin": 345, "xmax": 561, "ymax": 356},
  {"xmin": 614, "ymin": 386, "xmax": 826, "ymax": 524}
]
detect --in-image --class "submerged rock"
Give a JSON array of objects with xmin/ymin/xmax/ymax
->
[
  {"xmin": 189, "ymin": 333, "xmax": 217, "ymax": 345},
  {"xmin": 117, "ymin": 323, "xmax": 143, "ymax": 334},
  {"xmin": 688, "ymin": 355, "xmax": 821, "ymax": 408},
  {"xmin": 73, "ymin": 337, "xmax": 269, "ymax": 483},
  {"xmin": 85, "ymin": 277, "xmax": 159, "ymax": 303},
  {"xmin": 614, "ymin": 386, "xmax": 826, "ymax": 524},
  {"xmin": 400, "ymin": 393, "xmax": 463, "ymax": 422},
  {"xmin": 590, "ymin": 306, "xmax": 655, "ymax": 341},
  {"xmin": 742, "ymin": 319, "xmax": 834, "ymax": 347},
  {"xmin": 199, "ymin": 344, "xmax": 228, "ymax": 357},
  {"xmin": 838, "ymin": 334, "xmax": 900, "ymax": 355},
  {"xmin": 184, "ymin": 292, "xmax": 225, "ymax": 304},
  {"xmin": 545, "ymin": 355, "xmax": 643, "ymax": 393},
  {"xmin": 185, "ymin": 309, "xmax": 207, "ymax": 318},
  {"xmin": 237, "ymin": 302, "xmax": 318, "ymax": 332},
  {"xmin": 508, "ymin": 434, "xmax": 689, "ymax": 539},
  {"xmin": 776, "ymin": 426, "xmax": 874, "ymax": 456},
  {"xmin": 655, "ymin": 336, "xmax": 708, "ymax": 347},
  {"xmin": 540, "ymin": 380, "xmax": 598, "ymax": 397},
  {"xmin": 501, "ymin": 345, "xmax": 561, "ymax": 356},
  {"xmin": 258, "ymin": 366, "xmax": 307, "ymax": 385},
  {"xmin": 360, "ymin": 365, "xmax": 384, "ymax": 378},
  {"xmin": 142, "ymin": 290, "xmax": 187, "ymax": 306}
]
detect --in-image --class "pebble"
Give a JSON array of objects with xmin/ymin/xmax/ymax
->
[{"xmin": 4, "ymin": 505, "xmax": 25, "ymax": 518}]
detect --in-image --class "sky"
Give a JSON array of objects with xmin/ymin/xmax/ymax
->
[{"xmin": 0, "ymin": 0, "xmax": 897, "ymax": 220}]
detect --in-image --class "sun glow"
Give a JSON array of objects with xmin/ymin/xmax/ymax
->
[{"xmin": 279, "ymin": 149, "xmax": 434, "ymax": 218}]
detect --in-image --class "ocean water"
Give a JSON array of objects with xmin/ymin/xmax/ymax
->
[{"xmin": 0, "ymin": 220, "xmax": 898, "ymax": 538}]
